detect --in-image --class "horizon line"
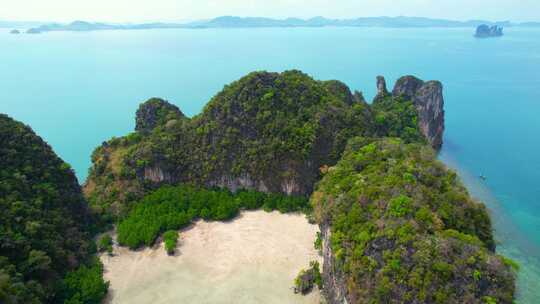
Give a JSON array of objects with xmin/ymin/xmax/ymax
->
[{"xmin": 1, "ymin": 15, "xmax": 538, "ymax": 25}]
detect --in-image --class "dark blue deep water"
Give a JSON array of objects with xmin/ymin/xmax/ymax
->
[{"xmin": 1, "ymin": 27, "xmax": 539, "ymax": 302}]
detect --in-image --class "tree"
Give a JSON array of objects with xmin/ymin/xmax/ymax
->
[
  {"xmin": 163, "ymin": 231, "xmax": 179, "ymax": 255},
  {"xmin": 293, "ymin": 261, "xmax": 321, "ymax": 295},
  {"xmin": 60, "ymin": 259, "xmax": 109, "ymax": 304}
]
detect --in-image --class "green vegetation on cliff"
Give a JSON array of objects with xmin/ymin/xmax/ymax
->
[
  {"xmin": 116, "ymin": 185, "xmax": 309, "ymax": 249},
  {"xmin": 58, "ymin": 258, "xmax": 108, "ymax": 304},
  {"xmin": 372, "ymin": 96, "xmax": 425, "ymax": 144},
  {"xmin": 135, "ymin": 97, "xmax": 186, "ymax": 133},
  {"xmin": 0, "ymin": 114, "xmax": 107, "ymax": 304},
  {"xmin": 85, "ymin": 70, "xmax": 375, "ymax": 218},
  {"xmin": 312, "ymin": 138, "xmax": 516, "ymax": 303}
]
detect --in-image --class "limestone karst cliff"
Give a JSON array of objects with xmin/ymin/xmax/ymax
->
[
  {"xmin": 373, "ymin": 75, "xmax": 390, "ymax": 102},
  {"xmin": 392, "ymin": 75, "xmax": 445, "ymax": 150},
  {"xmin": 84, "ymin": 71, "xmax": 445, "ymax": 215},
  {"xmin": 85, "ymin": 71, "xmax": 375, "ymax": 213}
]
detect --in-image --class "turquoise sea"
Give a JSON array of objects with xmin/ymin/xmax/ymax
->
[{"xmin": 1, "ymin": 27, "xmax": 539, "ymax": 302}]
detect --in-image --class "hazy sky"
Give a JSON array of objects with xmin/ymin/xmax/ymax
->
[{"xmin": 3, "ymin": 0, "xmax": 539, "ymax": 23}]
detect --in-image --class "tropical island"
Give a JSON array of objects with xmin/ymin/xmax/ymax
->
[
  {"xmin": 9, "ymin": 29, "xmax": 20, "ymax": 34},
  {"xmin": 26, "ymin": 28, "xmax": 42, "ymax": 34},
  {"xmin": 0, "ymin": 70, "xmax": 517, "ymax": 304},
  {"xmin": 475, "ymin": 24, "xmax": 504, "ymax": 38}
]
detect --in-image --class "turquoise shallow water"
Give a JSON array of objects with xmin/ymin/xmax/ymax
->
[{"xmin": 0, "ymin": 27, "xmax": 539, "ymax": 302}]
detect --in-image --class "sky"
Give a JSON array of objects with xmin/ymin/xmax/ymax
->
[{"xmin": 2, "ymin": 0, "xmax": 539, "ymax": 23}]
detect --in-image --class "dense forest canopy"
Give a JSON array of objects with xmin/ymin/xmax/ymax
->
[
  {"xmin": 0, "ymin": 114, "xmax": 107, "ymax": 304},
  {"xmin": 116, "ymin": 185, "xmax": 309, "ymax": 249},
  {"xmin": 312, "ymin": 137, "xmax": 516, "ymax": 303}
]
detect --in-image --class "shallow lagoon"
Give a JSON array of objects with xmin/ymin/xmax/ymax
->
[{"xmin": 1, "ymin": 26, "xmax": 539, "ymax": 302}]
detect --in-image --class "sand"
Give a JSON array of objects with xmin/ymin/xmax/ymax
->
[{"xmin": 100, "ymin": 211, "xmax": 322, "ymax": 304}]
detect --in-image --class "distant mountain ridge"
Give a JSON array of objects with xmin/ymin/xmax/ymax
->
[
  {"xmin": 196, "ymin": 16, "xmax": 511, "ymax": 28},
  {"xmin": 13, "ymin": 16, "xmax": 540, "ymax": 33}
]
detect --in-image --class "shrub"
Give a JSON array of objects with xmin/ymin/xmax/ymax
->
[
  {"xmin": 163, "ymin": 230, "xmax": 179, "ymax": 255},
  {"xmin": 500, "ymin": 256, "xmax": 520, "ymax": 272},
  {"xmin": 388, "ymin": 195, "xmax": 413, "ymax": 217},
  {"xmin": 117, "ymin": 185, "xmax": 309, "ymax": 249},
  {"xmin": 97, "ymin": 234, "xmax": 113, "ymax": 255},
  {"xmin": 294, "ymin": 261, "xmax": 322, "ymax": 295},
  {"xmin": 314, "ymin": 232, "xmax": 322, "ymax": 254}
]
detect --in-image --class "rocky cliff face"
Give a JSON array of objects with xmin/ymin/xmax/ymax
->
[
  {"xmin": 208, "ymin": 174, "xmax": 269, "ymax": 193},
  {"xmin": 85, "ymin": 71, "xmax": 443, "ymax": 215},
  {"xmin": 373, "ymin": 75, "xmax": 389, "ymax": 102},
  {"xmin": 143, "ymin": 165, "xmax": 173, "ymax": 183},
  {"xmin": 321, "ymin": 225, "xmax": 349, "ymax": 304},
  {"xmin": 85, "ymin": 71, "xmax": 375, "ymax": 214},
  {"xmin": 392, "ymin": 75, "xmax": 445, "ymax": 150}
]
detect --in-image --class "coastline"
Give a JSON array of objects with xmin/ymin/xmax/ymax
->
[
  {"xmin": 438, "ymin": 150, "xmax": 540, "ymax": 303},
  {"xmin": 100, "ymin": 210, "xmax": 322, "ymax": 304}
]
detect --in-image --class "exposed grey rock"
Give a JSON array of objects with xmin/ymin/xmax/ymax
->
[
  {"xmin": 321, "ymin": 225, "xmax": 349, "ymax": 304},
  {"xmin": 206, "ymin": 173, "xmax": 307, "ymax": 196},
  {"xmin": 414, "ymin": 81, "xmax": 445, "ymax": 150},
  {"xmin": 165, "ymin": 119, "xmax": 178, "ymax": 129},
  {"xmin": 392, "ymin": 76, "xmax": 445, "ymax": 150},
  {"xmin": 280, "ymin": 178, "xmax": 301, "ymax": 195},
  {"xmin": 353, "ymin": 90, "xmax": 367, "ymax": 104},
  {"xmin": 377, "ymin": 76, "xmax": 387, "ymax": 94},
  {"xmin": 143, "ymin": 166, "xmax": 172, "ymax": 183},
  {"xmin": 373, "ymin": 76, "xmax": 389, "ymax": 102},
  {"xmin": 207, "ymin": 174, "xmax": 269, "ymax": 193},
  {"xmin": 392, "ymin": 75, "xmax": 424, "ymax": 100}
]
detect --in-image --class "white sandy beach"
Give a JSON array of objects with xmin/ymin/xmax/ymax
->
[{"xmin": 100, "ymin": 211, "xmax": 322, "ymax": 304}]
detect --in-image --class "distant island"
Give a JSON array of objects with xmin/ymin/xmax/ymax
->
[
  {"xmin": 26, "ymin": 28, "xmax": 42, "ymax": 34},
  {"xmin": 475, "ymin": 24, "xmax": 504, "ymax": 38},
  {"xmin": 17, "ymin": 16, "xmax": 540, "ymax": 33},
  {"xmin": 9, "ymin": 29, "xmax": 20, "ymax": 34}
]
